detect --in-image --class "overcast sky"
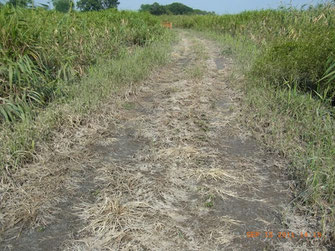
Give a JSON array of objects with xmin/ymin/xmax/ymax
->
[{"xmin": 33, "ymin": 0, "xmax": 321, "ymax": 14}]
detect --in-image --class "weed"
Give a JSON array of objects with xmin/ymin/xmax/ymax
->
[
  {"xmin": 187, "ymin": 64, "xmax": 205, "ymax": 79},
  {"xmin": 122, "ymin": 102, "xmax": 136, "ymax": 110},
  {"xmin": 204, "ymin": 194, "xmax": 215, "ymax": 208}
]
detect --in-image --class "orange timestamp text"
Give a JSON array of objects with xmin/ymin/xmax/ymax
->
[{"xmin": 247, "ymin": 231, "xmax": 322, "ymax": 239}]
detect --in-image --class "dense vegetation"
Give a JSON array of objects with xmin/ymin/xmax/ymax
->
[
  {"xmin": 0, "ymin": 6, "xmax": 165, "ymax": 123},
  {"xmin": 52, "ymin": 0, "xmax": 74, "ymax": 13},
  {"xmin": 1, "ymin": 0, "xmax": 119, "ymax": 12},
  {"xmin": 2, "ymin": 0, "xmax": 32, "ymax": 7},
  {"xmin": 77, "ymin": 0, "xmax": 119, "ymax": 11},
  {"xmin": 0, "ymin": 6, "xmax": 171, "ymax": 172},
  {"xmin": 140, "ymin": 2, "xmax": 214, "ymax": 16},
  {"xmin": 169, "ymin": 5, "xmax": 335, "ymax": 240},
  {"xmin": 170, "ymin": 7, "xmax": 335, "ymax": 103}
]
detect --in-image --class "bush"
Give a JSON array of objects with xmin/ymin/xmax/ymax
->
[{"xmin": 252, "ymin": 27, "xmax": 335, "ymax": 99}]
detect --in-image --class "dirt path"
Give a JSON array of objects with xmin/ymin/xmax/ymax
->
[{"xmin": 1, "ymin": 31, "xmax": 320, "ymax": 250}]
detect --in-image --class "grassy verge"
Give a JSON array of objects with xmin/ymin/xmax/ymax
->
[
  {"xmin": 201, "ymin": 30, "xmax": 335, "ymax": 242},
  {"xmin": 0, "ymin": 6, "xmax": 166, "ymax": 124},
  {"xmin": 0, "ymin": 6, "xmax": 175, "ymax": 173},
  {"xmin": 167, "ymin": 5, "xmax": 335, "ymax": 243},
  {"xmin": 0, "ymin": 33, "xmax": 174, "ymax": 175},
  {"xmin": 166, "ymin": 6, "xmax": 335, "ymax": 104}
]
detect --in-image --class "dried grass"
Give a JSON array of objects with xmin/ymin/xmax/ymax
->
[{"xmin": 1, "ymin": 30, "xmax": 311, "ymax": 250}]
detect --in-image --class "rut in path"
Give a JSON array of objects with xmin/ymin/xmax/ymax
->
[{"xmin": 1, "ymin": 31, "xmax": 318, "ymax": 251}]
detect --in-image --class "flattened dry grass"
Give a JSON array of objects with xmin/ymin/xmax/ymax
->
[
  {"xmin": 0, "ymin": 38, "xmax": 173, "ymax": 240},
  {"xmin": 62, "ymin": 31, "xmax": 302, "ymax": 250},
  {"xmin": 200, "ymin": 30, "xmax": 335, "ymax": 241},
  {"xmin": 63, "ymin": 32, "xmax": 244, "ymax": 250},
  {"xmin": 169, "ymin": 7, "xmax": 335, "ymax": 241}
]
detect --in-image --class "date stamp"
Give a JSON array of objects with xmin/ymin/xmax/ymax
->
[{"xmin": 247, "ymin": 231, "xmax": 322, "ymax": 239}]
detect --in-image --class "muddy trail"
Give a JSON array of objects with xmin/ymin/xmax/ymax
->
[{"xmin": 0, "ymin": 31, "xmax": 324, "ymax": 250}]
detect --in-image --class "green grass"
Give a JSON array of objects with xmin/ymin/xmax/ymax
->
[
  {"xmin": 122, "ymin": 102, "xmax": 136, "ymax": 110},
  {"xmin": 0, "ymin": 6, "xmax": 167, "ymax": 123},
  {"xmin": 0, "ymin": 7, "xmax": 174, "ymax": 173},
  {"xmin": 167, "ymin": 5, "xmax": 335, "ymax": 103},
  {"xmin": 1, "ymin": 37, "xmax": 173, "ymax": 171},
  {"xmin": 167, "ymin": 5, "xmax": 335, "ymax": 242},
  {"xmin": 204, "ymin": 194, "xmax": 215, "ymax": 208}
]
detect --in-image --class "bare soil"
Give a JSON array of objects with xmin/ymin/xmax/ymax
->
[{"xmin": 0, "ymin": 31, "xmax": 325, "ymax": 250}]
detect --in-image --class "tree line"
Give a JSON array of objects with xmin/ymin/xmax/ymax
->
[
  {"xmin": 140, "ymin": 2, "xmax": 214, "ymax": 15},
  {"xmin": 0, "ymin": 0, "xmax": 214, "ymax": 15},
  {"xmin": 0, "ymin": 0, "xmax": 119, "ymax": 12}
]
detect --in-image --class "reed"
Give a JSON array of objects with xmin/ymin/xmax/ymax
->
[{"xmin": 0, "ymin": 6, "xmax": 166, "ymax": 123}]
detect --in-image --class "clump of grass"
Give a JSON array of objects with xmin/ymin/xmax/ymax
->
[
  {"xmin": 122, "ymin": 102, "xmax": 136, "ymax": 110},
  {"xmin": 186, "ymin": 64, "xmax": 205, "ymax": 79},
  {"xmin": 251, "ymin": 26, "xmax": 335, "ymax": 104},
  {"xmin": 204, "ymin": 194, "xmax": 215, "ymax": 208}
]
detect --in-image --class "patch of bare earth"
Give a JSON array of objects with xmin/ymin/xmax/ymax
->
[{"xmin": 0, "ymin": 31, "xmax": 325, "ymax": 250}]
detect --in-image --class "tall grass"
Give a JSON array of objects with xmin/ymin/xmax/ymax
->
[
  {"xmin": 0, "ymin": 7, "xmax": 172, "ymax": 172},
  {"xmin": 168, "ymin": 5, "xmax": 335, "ymax": 104},
  {"xmin": 167, "ymin": 4, "xmax": 335, "ymax": 242},
  {"xmin": 0, "ymin": 6, "xmax": 166, "ymax": 123}
]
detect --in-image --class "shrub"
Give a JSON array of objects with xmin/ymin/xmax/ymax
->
[{"xmin": 252, "ymin": 27, "xmax": 335, "ymax": 100}]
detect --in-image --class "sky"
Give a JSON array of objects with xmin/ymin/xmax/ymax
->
[
  {"xmin": 119, "ymin": 0, "xmax": 320, "ymax": 14},
  {"xmin": 34, "ymin": 0, "xmax": 321, "ymax": 14}
]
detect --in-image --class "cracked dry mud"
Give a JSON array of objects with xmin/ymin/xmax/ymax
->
[{"xmin": 1, "ymin": 31, "xmax": 318, "ymax": 250}]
